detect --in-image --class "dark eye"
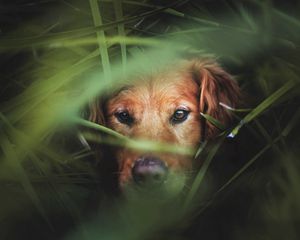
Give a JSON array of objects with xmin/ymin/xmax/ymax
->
[
  {"xmin": 115, "ymin": 111, "xmax": 134, "ymax": 125},
  {"xmin": 171, "ymin": 109, "xmax": 190, "ymax": 124}
]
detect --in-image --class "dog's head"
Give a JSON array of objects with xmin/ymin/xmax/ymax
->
[{"xmin": 89, "ymin": 58, "xmax": 240, "ymax": 190}]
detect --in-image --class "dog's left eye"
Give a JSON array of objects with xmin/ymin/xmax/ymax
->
[
  {"xmin": 115, "ymin": 111, "xmax": 134, "ymax": 125},
  {"xmin": 171, "ymin": 109, "xmax": 190, "ymax": 124}
]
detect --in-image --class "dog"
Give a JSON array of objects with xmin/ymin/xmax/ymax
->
[{"xmin": 88, "ymin": 58, "xmax": 240, "ymax": 192}]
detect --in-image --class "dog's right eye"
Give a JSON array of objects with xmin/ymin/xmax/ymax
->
[{"xmin": 115, "ymin": 111, "xmax": 134, "ymax": 125}]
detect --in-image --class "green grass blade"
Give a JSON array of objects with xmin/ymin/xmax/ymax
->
[
  {"xmin": 74, "ymin": 117, "xmax": 127, "ymax": 140},
  {"xmin": 89, "ymin": 0, "xmax": 112, "ymax": 83},
  {"xmin": 0, "ymin": 1, "xmax": 184, "ymax": 51},
  {"xmin": 26, "ymin": 36, "xmax": 160, "ymax": 49},
  {"xmin": 217, "ymin": 135, "xmax": 281, "ymax": 194},
  {"xmin": 0, "ymin": 136, "xmax": 53, "ymax": 229},
  {"xmin": 200, "ymin": 112, "xmax": 226, "ymax": 130},
  {"xmin": 282, "ymin": 107, "xmax": 300, "ymax": 137},
  {"xmin": 254, "ymin": 119, "xmax": 283, "ymax": 154},
  {"xmin": 184, "ymin": 136, "xmax": 225, "ymax": 209},
  {"xmin": 75, "ymin": 118, "xmax": 194, "ymax": 156},
  {"xmin": 237, "ymin": 3, "xmax": 258, "ymax": 31},
  {"xmin": 231, "ymin": 80, "xmax": 296, "ymax": 136},
  {"xmin": 194, "ymin": 141, "xmax": 208, "ymax": 159},
  {"xmin": 253, "ymin": 0, "xmax": 300, "ymax": 27},
  {"xmin": 113, "ymin": 0, "xmax": 127, "ymax": 72}
]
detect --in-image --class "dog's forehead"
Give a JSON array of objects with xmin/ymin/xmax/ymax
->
[
  {"xmin": 105, "ymin": 66, "xmax": 201, "ymax": 117},
  {"xmin": 114, "ymin": 70, "xmax": 198, "ymax": 102}
]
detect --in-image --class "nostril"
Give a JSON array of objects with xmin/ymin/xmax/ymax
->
[{"xmin": 131, "ymin": 157, "xmax": 168, "ymax": 186}]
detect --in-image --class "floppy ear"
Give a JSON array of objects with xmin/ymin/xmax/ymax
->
[
  {"xmin": 89, "ymin": 98, "xmax": 106, "ymax": 125},
  {"xmin": 190, "ymin": 58, "xmax": 241, "ymax": 139},
  {"xmin": 87, "ymin": 98, "xmax": 120, "ymax": 194}
]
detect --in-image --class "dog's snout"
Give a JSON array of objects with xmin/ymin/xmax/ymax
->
[{"xmin": 132, "ymin": 157, "xmax": 168, "ymax": 186}]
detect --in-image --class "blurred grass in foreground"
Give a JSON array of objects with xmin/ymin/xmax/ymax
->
[{"xmin": 0, "ymin": 1, "xmax": 299, "ymax": 240}]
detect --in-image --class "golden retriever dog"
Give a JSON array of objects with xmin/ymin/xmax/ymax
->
[{"xmin": 89, "ymin": 58, "xmax": 240, "ymax": 191}]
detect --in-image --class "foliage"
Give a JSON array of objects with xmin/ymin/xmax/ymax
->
[{"xmin": 0, "ymin": 1, "xmax": 299, "ymax": 239}]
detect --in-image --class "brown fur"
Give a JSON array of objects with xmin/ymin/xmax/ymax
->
[{"xmin": 89, "ymin": 58, "xmax": 240, "ymax": 188}]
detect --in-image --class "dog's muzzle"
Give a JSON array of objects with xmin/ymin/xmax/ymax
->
[{"xmin": 131, "ymin": 156, "xmax": 168, "ymax": 186}]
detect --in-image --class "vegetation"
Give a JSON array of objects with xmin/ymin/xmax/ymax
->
[{"xmin": 0, "ymin": 1, "xmax": 299, "ymax": 239}]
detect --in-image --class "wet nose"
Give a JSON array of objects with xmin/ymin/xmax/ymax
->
[{"xmin": 132, "ymin": 156, "xmax": 168, "ymax": 186}]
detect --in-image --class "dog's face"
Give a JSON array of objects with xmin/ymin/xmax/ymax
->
[
  {"xmin": 106, "ymin": 70, "xmax": 201, "ymax": 187},
  {"xmin": 90, "ymin": 59, "xmax": 240, "ymax": 190}
]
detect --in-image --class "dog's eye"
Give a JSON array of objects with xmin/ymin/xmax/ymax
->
[
  {"xmin": 115, "ymin": 111, "xmax": 134, "ymax": 125},
  {"xmin": 171, "ymin": 109, "xmax": 190, "ymax": 124}
]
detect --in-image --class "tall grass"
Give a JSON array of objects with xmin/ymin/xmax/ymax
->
[{"xmin": 0, "ymin": 1, "xmax": 299, "ymax": 240}]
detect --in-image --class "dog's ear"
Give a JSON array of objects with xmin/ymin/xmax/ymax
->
[
  {"xmin": 89, "ymin": 98, "xmax": 106, "ymax": 125},
  {"xmin": 190, "ymin": 58, "xmax": 241, "ymax": 139}
]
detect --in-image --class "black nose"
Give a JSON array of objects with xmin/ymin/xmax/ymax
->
[{"xmin": 132, "ymin": 156, "xmax": 168, "ymax": 186}]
